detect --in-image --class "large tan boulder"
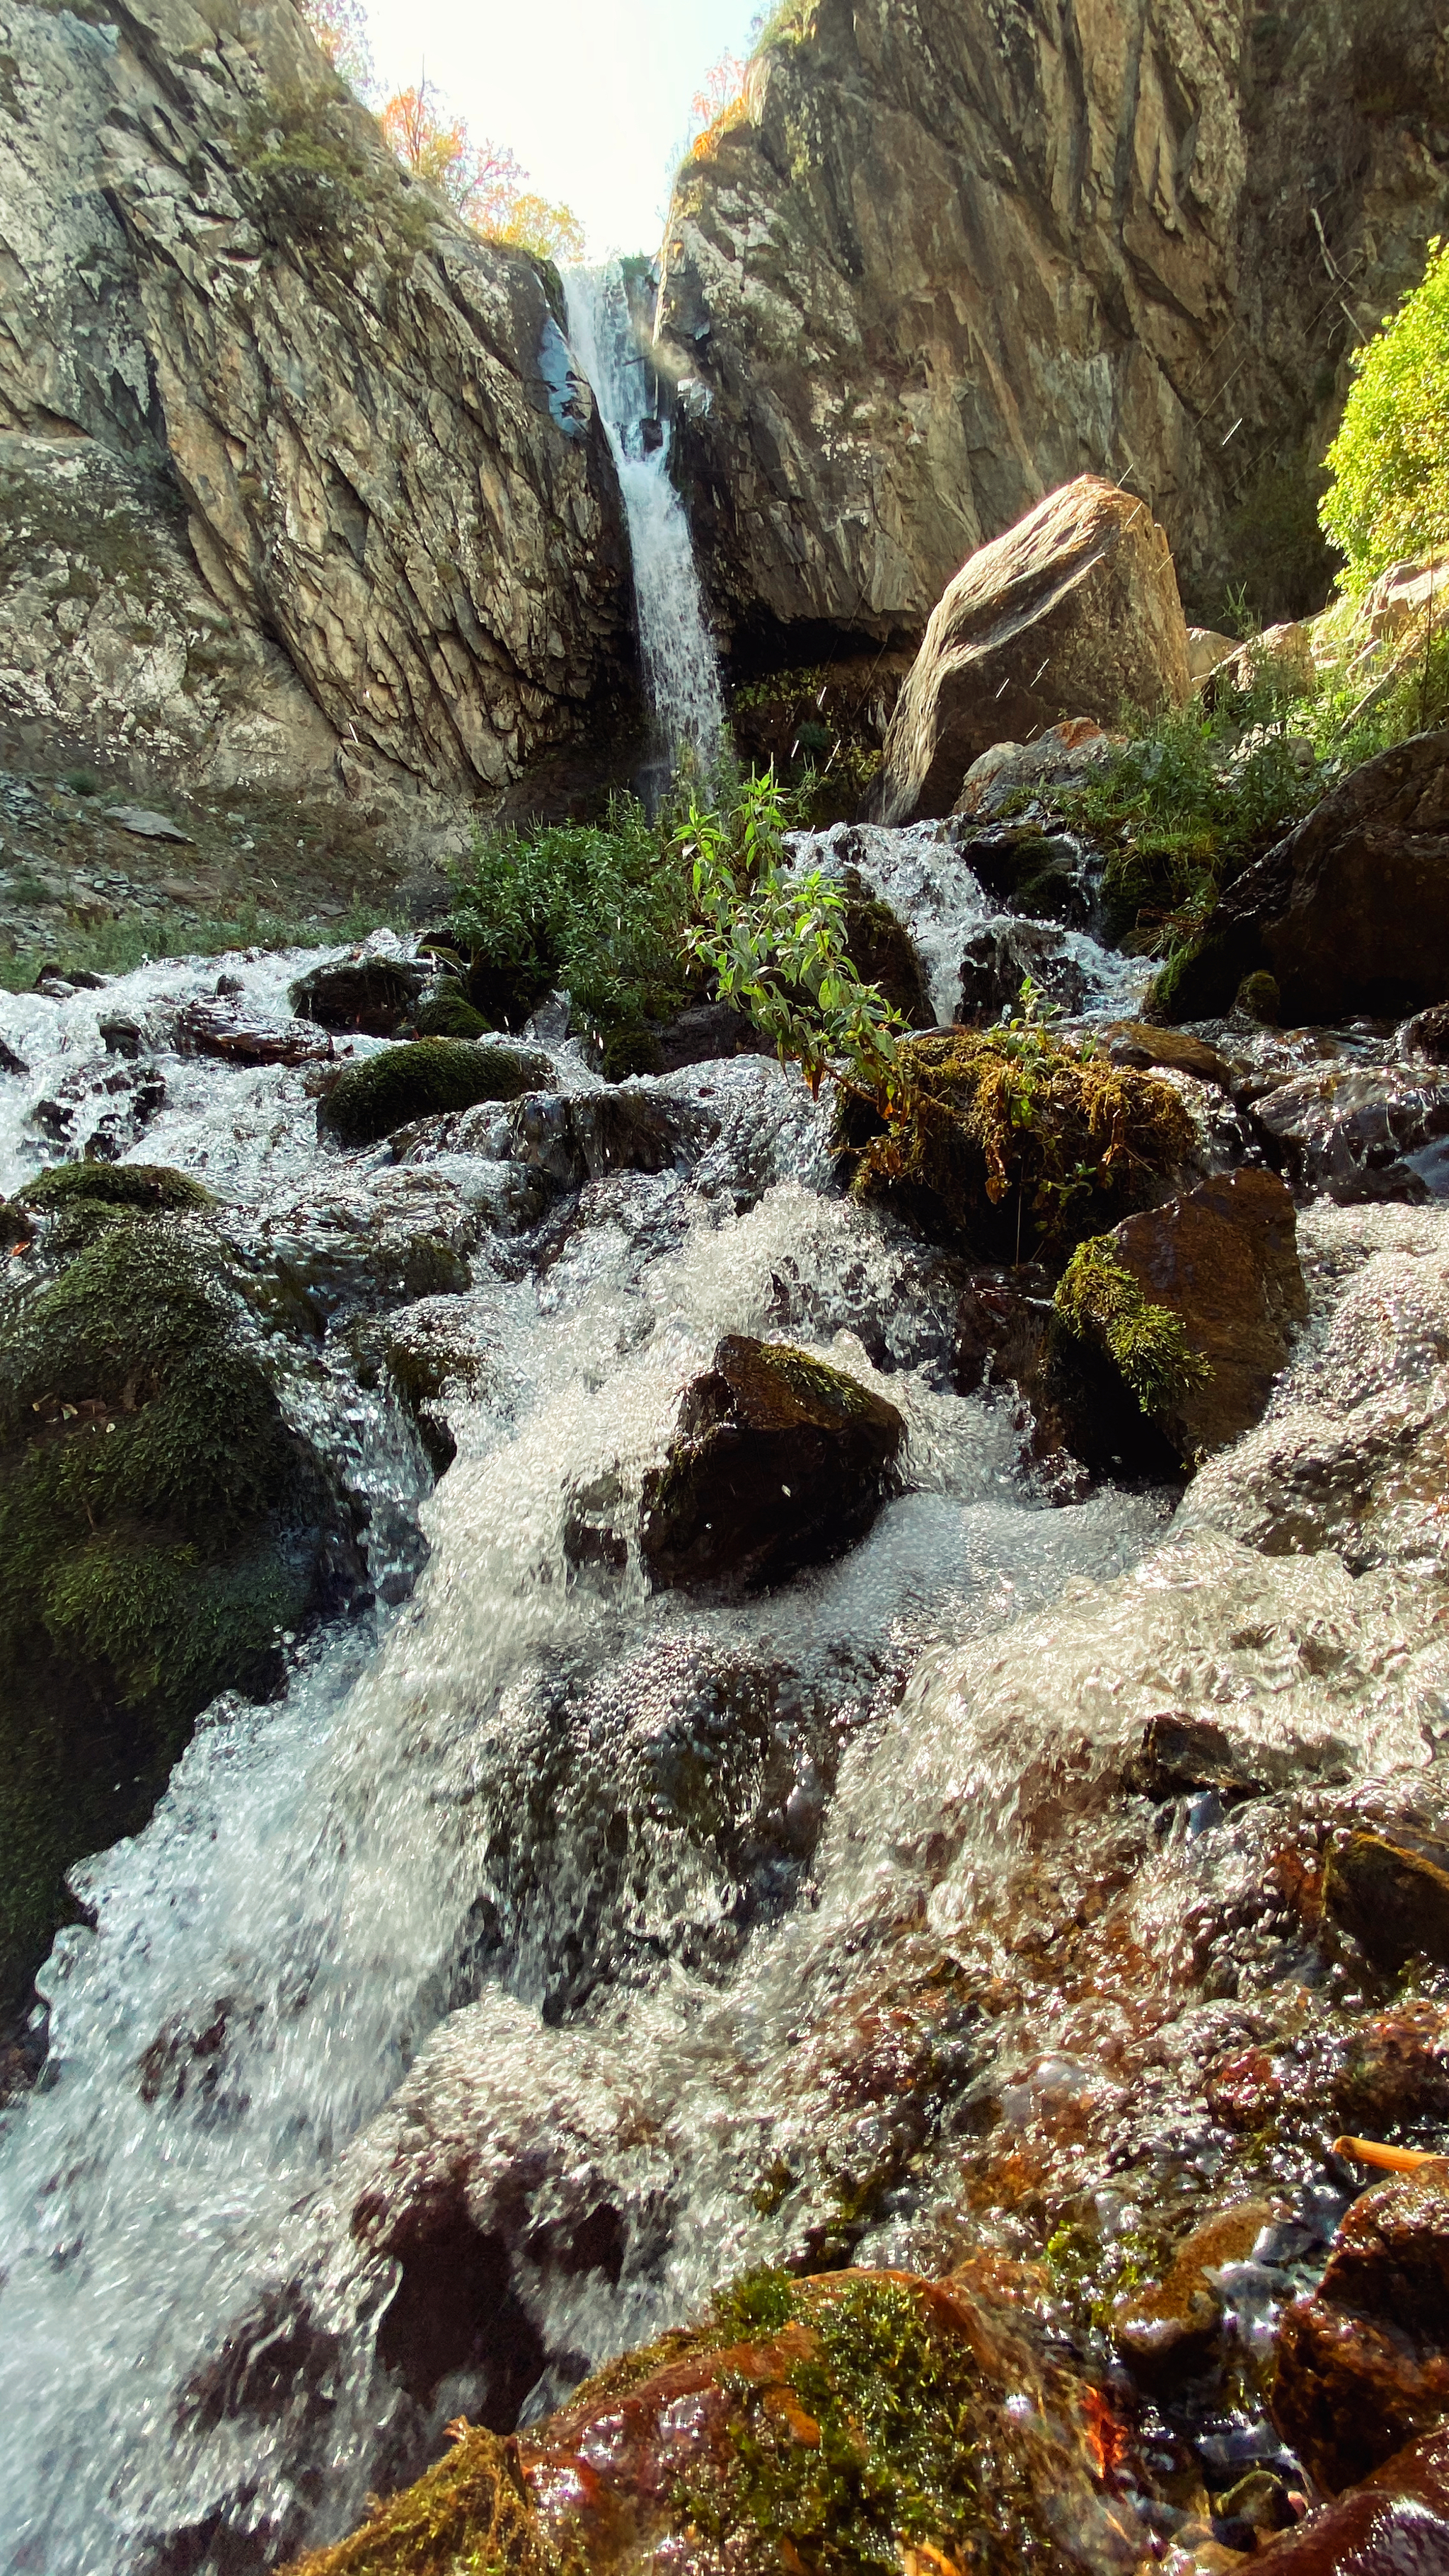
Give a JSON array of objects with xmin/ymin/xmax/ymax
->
[{"xmin": 877, "ymin": 479, "xmax": 1191, "ymax": 825}]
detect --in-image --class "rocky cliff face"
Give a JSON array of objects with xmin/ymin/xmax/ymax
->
[
  {"xmin": 0, "ymin": 0, "xmax": 632, "ymax": 807},
  {"xmin": 656, "ymin": 0, "xmax": 1449, "ymax": 654}
]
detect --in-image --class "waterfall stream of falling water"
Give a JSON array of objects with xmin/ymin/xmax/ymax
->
[
  {"xmin": 563, "ymin": 261, "xmax": 724, "ymax": 774},
  {"xmin": 2, "ymin": 898, "xmax": 1448, "ymax": 2572}
]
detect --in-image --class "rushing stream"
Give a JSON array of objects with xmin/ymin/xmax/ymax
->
[{"xmin": 3, "ymin": 829, "xmax": 1449, "ymax": 2571}]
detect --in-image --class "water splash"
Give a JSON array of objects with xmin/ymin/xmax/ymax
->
[{"xmin": 563, "ymin": 262, "xmax": 724, "ymax": 775}]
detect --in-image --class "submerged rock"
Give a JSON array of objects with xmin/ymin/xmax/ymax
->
[
  {"xmin": 320, "ymin": 1041, "xmax": 555, "ymax": 1149},
  {"xmin": 1250, "ymin": 2423, "xmax": 1449, "ymax": 2571},
  {"xmin": 1114, "ymin": 2199, "xmax": 1276, "ymax": 2393},
  {"xmin": 289, "ymin": 957, "xmax": 427, "ymax": 1035},
  {"xmin": 1323, "ymin": 1826, "xmax": 1449, "ymax": 1971},
  {"xmin": 640, "ymin": 1336, "xmax": 905, "ymax": 1593},
  {"xmin": 877, "ymin": 480, "xmax": 1190, "ymax": 825},
  {"xmin": 1252, "ymin": 1064, "xmax": 1449, "ymax": 1203},
  {"xmin": 1272, "ymin": 2164, "xmax": 1449, "ymax": 2493},
  {"xmin": 956, "ymin": 918, "xmax": 1087, "ymax": 1024}
]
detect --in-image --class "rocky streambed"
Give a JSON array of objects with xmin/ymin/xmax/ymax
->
[{"xmin": 4, "ymin": 821, "xmax": 1449, "ymax": 2575}]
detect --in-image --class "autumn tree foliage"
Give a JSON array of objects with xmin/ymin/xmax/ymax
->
[
  {"xmin": 686, "ymin": 52, "xmax": 749, "ymax": 162},
  {"xmin": 379, "ymin": 77, "xmax": 584, "ymax": 262},
  {"xmin": 301, "ymin": 0, "xmax": 374, "ymax": 98}
]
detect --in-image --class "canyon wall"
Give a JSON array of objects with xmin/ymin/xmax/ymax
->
[
  {"xmin": 656, "ymin": 0, "xmax": 1449, "ymax": 653},
  {"xmin": 0, "ymin": 0, "xmax": 633, "ymax": 807}
]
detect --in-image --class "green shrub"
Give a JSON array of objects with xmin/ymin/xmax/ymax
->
[
  {"xmin": 318, "ymin": 1038, "xmax": 552, "ymax": 1148},
  {"xmin": 1321, "ymin": 237, "xmax": 1449, "ymax": 591},
  {"xmin": 446, "ymin": 796, "xmax": 695, "ymax": 1041}
]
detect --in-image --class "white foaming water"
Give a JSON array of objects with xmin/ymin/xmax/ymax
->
[
  {"xmin": 4, "ymin": 921, "xmax": 1448, "ymax": 2570},
  {"xmin": 563, "ymin": 262, "xmax": 724, "ymax": 771}
]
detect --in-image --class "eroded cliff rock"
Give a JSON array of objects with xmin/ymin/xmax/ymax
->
[
  {"xmin": 0, "ymin": 0, "xmax": 632, "ymax": 807},
  {"xmin": 657, "ymin": 0, "xmax": 1449, "ymax": 652}
]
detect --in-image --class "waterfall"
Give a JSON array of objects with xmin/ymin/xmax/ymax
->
[{"xmin": 563, "ymin": 262, "xmax": 724, "ymax": 778}]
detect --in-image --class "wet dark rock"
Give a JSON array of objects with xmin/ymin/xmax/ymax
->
[
  {"xmin": 956, "ymin": 919, "xmax": 1087, "ymax": 1025},
  {"xmin": 640, "ymin": 1336, "xmax": 905, "ymax": 1593},
  {"xmin": 1104, "ymin": 1022, "xmax": 1235, "ymax": 1091},
  {"xmin": 952, "ymin": 1264, "xmax": 1182, "ymax": 1490},
  {"xmin": 320, "ymin": 1042, "xmax": 555, "ymax": 1150},
  {"xmin": 1114, "ymin": 2200, "xmax": 1275, "ymax": 2393},
  {"xmin": 1272, "ymin": 2165, "xmax": 1449, "ymax": 2493},
  {"xmin": 1084, "ymin": 1168, "xmax": 1307, "ymax": 1461},
  {"xmin": 878, "ymin": 480, "xmax": 1190, "ymax": 824},
  {"xmin": 841, "ymin": 879, "xmax": 935, "ymax": 1027},
  {"xmin": 371, "ymin": 2181, "xmax": 546, "ymax": 2420},
  {"xmin": 1331, "ymin": 2003, "xmax": 1449, "ymax": 2139},
  {"xmin": 169, "ymin": 1003, "xmax": 334, "ymax": 1068},
  {"xmin": 1124, "ymin": 1712, "xmax": 1264, "ymax": 1806},
  {"xmin": 289, "ymin": 957, "xmax": 427, "ymax": 1036},
  {"xmin": 1165, "ymin": 732, "xmax": 1449, "ymax": 1024},
  {"xmin": 507, "ymin": 1088, "xmax": 722, "ymax": 1189},
  {"xmin": 97, "ymin": 1012, "xmax": 145, "ymax": 1058},
  {"xmin": 1251, "ymin": 2422, "xmax": 1449, "ymax": 2571},
  {"xmin": 654, "ymin": 998, "xmax": 757, "ymax": 1073},
  {"xmin": 1252, "ymin": 1065, "xmax": 1449, "ymax": 1203},
  {"xmin": 1397, "ymin": 1000, "xmax": 1449, "ymax": 1064},
  {"xmin": 1324, "ymin": 1827, "xmax": 1449, "ymax": 1971},
  {"xmin": 0, "ymin": 1035, "xmax": 27, "ymax": 1076},
  {"xmin": 0, "ymin": 1196, "xmax": 35, "ymax": 1252},
  {"xmin": 954, "ymin": 824, "xmax": 1095, "ymax": 929}
]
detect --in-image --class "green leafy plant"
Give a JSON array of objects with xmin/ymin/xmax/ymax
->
[
  {"xmin": 1320, "ymin": 236, "xmax": 1449, "ymax": 592},
  {"xmin": 677, "ymin": 770, "xmax": 904, "ymax": 1096}
]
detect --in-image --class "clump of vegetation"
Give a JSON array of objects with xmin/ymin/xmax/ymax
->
[
  {"xmin": 319, "ymin": 1039, "xmax": 551, "ymax": 1149},
  {"xmin": 444, "ymin": 795, "xmax": 696, "ymax": 1046},
  {"xmin": 729, "ymin": 659, "xmax": 887, "ymax": 827},
  {"xmin": 1053, "ymin": 1238, "xmax": 1211, "ymax": 1416},
  {"xmin": 0, "ymin": 898, "xmax": 405, "ymax": 996},
  {"xmin": 842, "ymin": 1010, "xmax": 1194, "ymax": 1266},
  {"xmin": 0, "ymin": 1203, "xmax": 335, "ymax": 2007},
  {"xmin": 410, "ymin": 983, "xmax": 490, "ymax": 1039},
  {"xmin": 279, "ymin": 2426, "xmax": 553, "ymax": 2576},
  {"xmin": 22, "ymin": 1162, "xmax": 212, "ymax": 1215},
  {"xmin": 1320, "ymin": 236, "xmax": 1449, "ymax": 592}
]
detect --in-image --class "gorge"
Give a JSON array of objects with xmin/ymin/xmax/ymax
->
[{"xmin": 3, "ymin": 4, "xmax": 1449, "ymax": 2575}]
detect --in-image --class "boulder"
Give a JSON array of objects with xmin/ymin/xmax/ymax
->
[
  {"xmin": 1323, "ymin": 1826, "xmax": 1449, "ymax": 1970},
  {"xmin": 877, "ymin": 480, "xmax": 1191, "ymax": 825},
  {"xmin": 653, "ymin": 998, "xmax": 766, "ymax": 1075},
  {"xmin": 841, "ymin": 882, "xmax": 935, "ymax": 1027},
  {"xmin": 640, "ymin": 1336, "xmax": 905, "ymax": 1592},
  {"xmin": 954, "ymin": 826, "xmax": 1094, "ymax": 929},
  {"xmin": 1272, "ymin": 2165, "xmax": 1449, "ymax": 2492},
  {"xmin": 956, "ymin": 920, "xmax": 1087, "ymax": 1025},
  {"xmin": 1163, "ymin": 731, "xmax": 1449, "ymax": 1024},
  {"xmin": 507, "ymin": 1088, "xmax": 721, "ymax": 1191},
  {"xmin": 318, "ymin": 1041, "xmax": 555, "ymax": 1150},
  {"xmin": 289, "ymin": 957, "xmax": 427, "ymax": 1035},
  {"xmin": 1252, "ymin": 1065, "xmax": 1449, "ymax": 1203},
  {"xmin": 1397, "ymin": 1000, "xmax": 1449, "ymax": 1063},
  {"xmin": 1061, "ymin": 1169, "xmax": 1307, "ymax": 1463},
  {"xmin": 1189, "ymin": 628, "xmax": 1240, "ymax": 682},
  {"xmin": 953, "ymin": 717, "xmax": 1114, "ymax": 821},
  {"xmin": 1249, "ymin": 2424, "xmax": 1449, "ymax": 2572}
]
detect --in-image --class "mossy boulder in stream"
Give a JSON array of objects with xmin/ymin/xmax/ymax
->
[
  {"xmin": 640, "ymin": 1336, "xmax": 904, "ymax": 1593},
  {"xmin": 318, "ymin": 1039, "xmax": 555, "ymax": 1149},
  {"xmin": 279, "ymin": 2265, "xmax": 1153, "ymax": 2576},
  {"xmin": 0, "ymin": 1179, "xmax": 347, "ymax": 2011}
]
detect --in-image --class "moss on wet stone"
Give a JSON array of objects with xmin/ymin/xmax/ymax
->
[
  {"xmin": 319, "ymin": 1040, "xmax": 554, "ymax": 1149},
  {"xmin": 411, "ymin": 985, "xmax": 491, "ymax": 1040},
  {"xmin": 20, "ymin": 1160, "xmax": 212, "ymax": 1214},
  {"xmin": 0, "ymin": 1206, "xmax": 335, "ymax": 2006},
  {"xmin": 1054, "ymin": 1235, "xmax": 1211, "ymax": 1416}
]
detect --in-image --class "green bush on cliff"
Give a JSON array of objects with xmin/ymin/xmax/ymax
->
[
  {"xmin": 0, "ymin": 1201, "xmax": 331, "ymax": 2006},
  {"xmin": 1320, "ymin": 237, "xmax": 1449, "ymax": 592}
]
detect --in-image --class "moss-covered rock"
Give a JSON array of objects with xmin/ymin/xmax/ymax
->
[
  {"xmin": 280, "ymin": 2267, "xmax": 1150, "ymax": 2576},
  {"xmin": 318, "ymin": 1041, "xmax": 556, "ymax": 1149},
  {"xmin": 289, "ymin": 958, "xmax": 427, "ymax": 1035},
  {"xmin": 410, "ymin": 984, "xmax": 491, "ymax": 1040},
  {"xmin": 640, "ymin": 1336, "xmax": 904, "ymax": 1592},
  {"xmin": 20, "ymin": 1160, "xmax": 212, "ymax": 1214},
  {"xmin": 843, "ymin": 1028, "xmax": 1194, "ymax": 1266},
  {"xmin": 0, "ymin": 1201, "xmax": 344, "ymax": 2010}
]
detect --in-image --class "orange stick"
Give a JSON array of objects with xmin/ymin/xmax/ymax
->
[{"xmin": 1332, "ymin": 2135, "xmax": 1446, "ymax": 2173}]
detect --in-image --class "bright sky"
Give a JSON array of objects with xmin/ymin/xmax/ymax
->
[{"xmin": 359, "ymin": 0, "xmax": 760, "ymax": 258}]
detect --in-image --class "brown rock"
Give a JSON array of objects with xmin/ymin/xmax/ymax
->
[
  {"xmin": 1104, "ymin": 1168, "xmax": 1307, "ymax": 1459},
  {"xmin": 1251, "ymin": 2423, "xmax": 1449, "ymax": 2573},
  {"xmin": 1114, "ymin": 2201, "xmax": 1275, "ymax": 2393},
  {"xmin": 877, "ymin": 480, "xmax": 1190, "ymax": 826},
  {"xmin": 953, "ymin": 717, "xmax": 1114, "ymax": 822},
  {"xmin": 640, "ymin": 1337, "xmax": 905, "ymax": 1593},
  {"xmin": 1104, "ymin": 1022, "xmax": 1235, "ymax": 1091},
  {"xmin": 1272, "ymin": 2165, "xmax": 1449, "ymax": 2493},
  {"xmin": 1324, "ymin": 1827, "xmax": 1449, "ymax": 1971}
]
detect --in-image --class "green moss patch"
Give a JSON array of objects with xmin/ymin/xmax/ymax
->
[
  {"xmin": 279, "ymin": 2427, "xmax": 553, "ymax": 2576},
  {"xmin": 318, "ymin": 1041, "xmax": 553, "ymax": 1149},
  {"xmin": 21, "ymin": 1161, "xmax": 212, "ymax": 1214},
  {"xmin": 0, "ymin": 1210, "xmax": 336, "ymax": 2008},
  {"xmin": 843, "ymin": 1028, "xmax": 1194, "ymax": 1266},
  {"xmin": 411, "ymin": 986, "xmax": 491, "ymax": 1040},
  {"xmin": 1054, "ymin": 1237, "xmax": 1211, "ymax": 1416}
]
